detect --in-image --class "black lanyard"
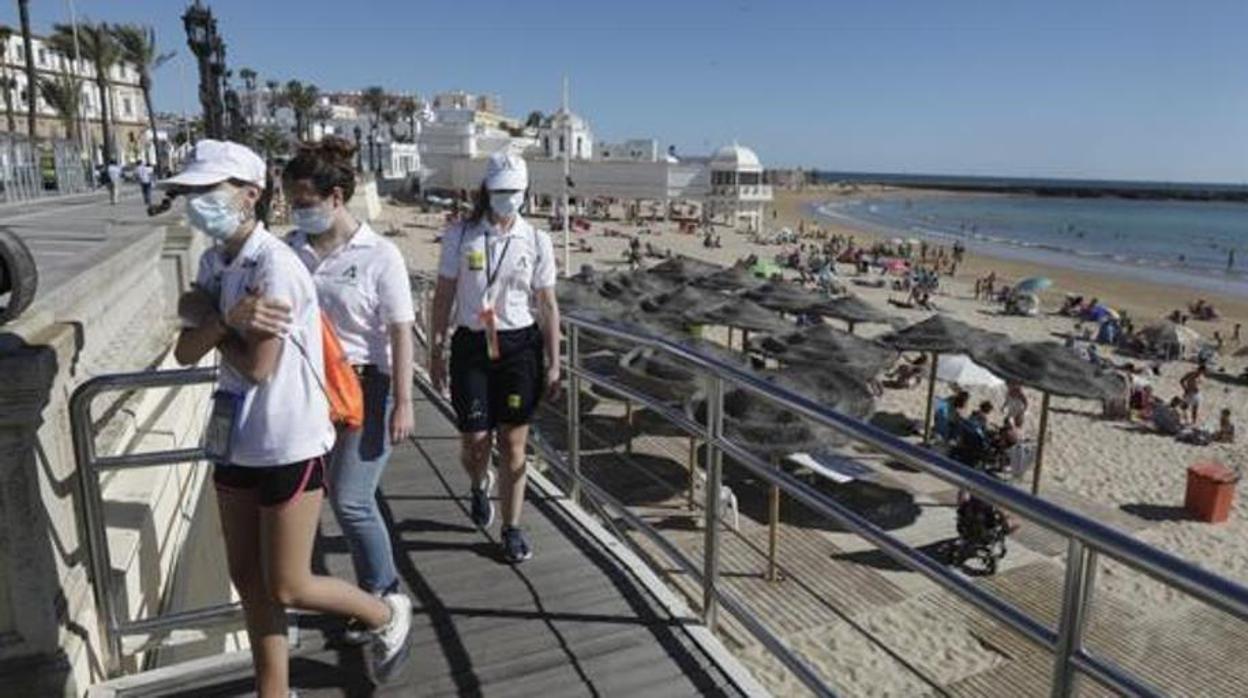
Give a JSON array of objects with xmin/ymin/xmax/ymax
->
[{"xmin": 483, "ymin": 226, "xmax": 513, "ymax": 291}]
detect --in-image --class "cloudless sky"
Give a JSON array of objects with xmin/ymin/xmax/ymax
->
[{"xmin": 5, "ymin": 0, "xmax": 1247, "ymax": 183}]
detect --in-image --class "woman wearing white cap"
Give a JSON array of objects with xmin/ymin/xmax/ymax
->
[
  {"xmin": 430, "ymin": 151, "xmax": 561, "ymax": 563},
  {"xmin": 169, "ymin": 139, "xmax": 412, "ymax": 694}
]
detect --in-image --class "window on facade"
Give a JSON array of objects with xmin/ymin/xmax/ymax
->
[
  {"xmin": 38, "ymin": 48, "xmax": 47, "ymax": 66},
  {"xmin": 740, "ymin": 172, "xmax": 761, "ymax": 185},
  {"xmin": 576, "ymin": 136, "xmax": 582, "ymax": 157},
  {"xmin": 544, "ymin": 136, "xmax": 550, "ymax": 152},
  {"xmin": 123, "ymin": 97, "xmax": 133, "ymax": 117},
  {"xmin": 558, "ymin": 135, "xmax": 565, "ymax": 153}
]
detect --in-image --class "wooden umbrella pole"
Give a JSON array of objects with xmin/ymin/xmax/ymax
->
[
  {"xmin": 922, "ymin": 352, "xmax": 939, "ymax": 443},
  {"xmin": 767, "ymin": 458, "xmax": 781, "ymax": 582},
  {"xmin": 1032, "ymin": 392, "xmax": 1052, "ymax": 495},
  {"xmin": 728, "ymin": 326, "xmax": 734, "ymax": 350},
  {"xmin": 687, "ymin": 436, "xmax": 696, "ymax": 510},
  {"xmin": 625, "ymin": 399, "xmax": 633, "ymax": 454}
]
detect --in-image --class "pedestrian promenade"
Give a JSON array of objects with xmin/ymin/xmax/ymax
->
[{"xmin": 90, "ymin": 391, "xmax": 761, "ymax": 697}]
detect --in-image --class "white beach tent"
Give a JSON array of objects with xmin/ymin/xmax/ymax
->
[{"xmin": 936, "ymin": 353, "xmax": 1004, "ymax": 389}]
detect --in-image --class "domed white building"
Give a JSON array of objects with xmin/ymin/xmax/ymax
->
[{"xmin": 706, "ymin": 143, "xmax": 772, "ymax": 232}]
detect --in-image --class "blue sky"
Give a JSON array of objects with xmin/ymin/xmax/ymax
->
[{"xmin": 6, "ymin": 1, "xmax": 1247, "ymax": 183}]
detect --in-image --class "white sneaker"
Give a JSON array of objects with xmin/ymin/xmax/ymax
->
[{"xmin": 367, "ymin": 592, "xmax": 414, "ymax": 685}]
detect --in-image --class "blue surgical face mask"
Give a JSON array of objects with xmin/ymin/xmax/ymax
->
[
  {"xmin": 489, "ymin": 190, "xmax": 524, "ymax": 218},
  {"xmin": 186, "ymin": 189, "xmax": 243, "ymax": 240},
  {"xmin": 291, "ymin": 202, "xmax": 334, "ymax": 235}
]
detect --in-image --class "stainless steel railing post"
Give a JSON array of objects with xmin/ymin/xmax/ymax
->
[
  {"xmin": 567, "ymin": 324, "xmax": 582, "ymax": 506},
  {"xmin": 1051, "ymin": 538, "xmax": 1094, "ymax": 697},
  {"xmin": 702, "ymin": 376, "xmax": 725, "ymax": 630}
]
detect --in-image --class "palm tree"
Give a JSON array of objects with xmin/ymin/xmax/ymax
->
[
  {"xmin": 17, "ymin": 0, "xmax": 37, "ymax": 140},
  {"xmin": 110, "ymin": 24, "xmax": 174, "ymax": 173},
  {"xmin": 525, "ymin": 110, "xmax": 545, "ymax": 129},
  {"xmin": 0, "ymin": 25, "xmax": 16, "ymax": 133},
  {"xmin": 48, "ymin": 21, "xmax": 120, "ymax": 160},
  {"xmin": 237, "ymin": 68, "xmax": 256, "ymax": 127},
  {"xmin": 264, "ymin": 79, "xmax": 279, "ymax": 120},
  {"xmin": 382, "ymin": 108, "xmax": 399, "ymax": 141},
  {"xmin": 253, "ymin": 124, "xmax": 288, "ymax": 161},
  {"xmin": 360, "ymin": 86, "xmax": 388, "ymax": 134},
  {"xmin": 37, "ymin": 71, "xmax": 82, "ymax": 141},
  {"xmin": 281, "ymin": 80, "xmax": 318, "ymax": 140}
]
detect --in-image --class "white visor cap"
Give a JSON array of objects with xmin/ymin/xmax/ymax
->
[
  {"xmin": 484, "ymin": 151, "xmax": 528, "ymax": 191},
  {"xmin": 159, "ymin": 139, "xmax": 267, "ymax": 189}
]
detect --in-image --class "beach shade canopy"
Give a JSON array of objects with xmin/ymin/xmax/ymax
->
[
  {"xmin": 688, "ymin": 365, "xmax": 874, "ymax": 458},
  {"xmin": 744, "ymin": 281, "xmax": 826, "ymax": 314},
  {"xmin": 880, "ymin": 314, "xmax": 1010, "ymax": 355},
  {"xmin": 1139, "ymin": 321, "xmax": 1201, "ymax": 353},
  {"xmin": 618, "ymin": 338, "xmax": 747, "ymax": 404},
  {"xmin": 972, "ymin": 341, "xmax": 1124, "ymax": 400},
  {"xmin": 748, "ymin": 324, "xmax": 899, "ymax": 380},
  {"xmin": 646, "ymin": 255, "xmax": 722, "ymax": 283},
  {"xmin": 814, "ymin": 295, "xmax": 895, "ymax": 330},
  {"xmin": 936, "ymin": 353, "xmax": 1004, "ymax": 389},
  {"xmin": 597, "ymin": 271, "xmax": 679, "ymax": 301},
  {"xmin": 692, "ymin": 264, "xmax": 770, "ymax": 293},
  {"xmin": 685, "ymin": 298, "xmax": 793, "ymax": 334},
  {"xmin": 1014, "ymin": 276, "xmax": 1053, "ymax": 294}
]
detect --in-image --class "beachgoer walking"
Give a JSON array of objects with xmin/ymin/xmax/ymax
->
[
  {"xmin": 169, "ymin": 140, "xmax": 413, "ymax": 695},
  {"xmin": 230, "ymin": 138, "xmax": 417, "ymax": 643},
  {"xmin": 106, "ymin": 159, "xmax": 123, "ymax": 205},
  {"xmin": 1003, "ymin": 381, "xmax": 1028, "ymax": 427},
  {"xmin": 1229, "ymin": 249, "xmax": 1236, "ymax": 272},
  {"xmin": 430, "ymin": 152, "xmax": 561, "ymax": 564},
  {"xmin": 136, "ymin": 161, "xmax": 154, "ymax": 207},
  {"xmin": 1179, "ymin": 364, "xmax": 1205, "ymax": 423}
]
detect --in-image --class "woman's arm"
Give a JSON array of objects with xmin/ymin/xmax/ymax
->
[
  {"xmin": 388, "ymin": 320, "xmax": 415, "ymax": 443},
  {"xmin": 536, "ymin": 286, "xmax": 561, "ymax": 399},
  {"xmin": 173, "ymin": 288, "xmax": 282, "ymax": 382},
  {"xmin": 429, "ymin": 276, "xmax": 457, "ymax": 393}
]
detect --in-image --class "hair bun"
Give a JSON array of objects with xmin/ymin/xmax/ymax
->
[{"xmin": 310, "ymin": 136, "xmax": 357, "ymax": 169}]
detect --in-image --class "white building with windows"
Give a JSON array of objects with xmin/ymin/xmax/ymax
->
[
  {"xmin": 537, "ymin": 108, "xmax": 593, "ymax": 161},
  {"xmin": 705, "ymin": 143, "xmax": 772, "ymax": 232}
]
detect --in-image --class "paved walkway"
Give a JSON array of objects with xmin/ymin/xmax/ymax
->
[
  {"xmin": 146, "ymin": 393, "xmax": 757, "ymax": 697},
  {"xmin": 4, "ymin": 188, "xmax": 170, "ymax": 296}
]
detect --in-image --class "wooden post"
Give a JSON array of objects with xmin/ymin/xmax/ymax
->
[
  {"xmin": 767, "ymin": 482, "xmax": 781, "ymax": 582},
  {"xmin": 687, "ymin": 437, "xmax": 697, "ymax": 510},
  {"xmin": 624, "ymin": 399, "xmax": 634, "ymax": 454},
  {"xmin": 922, "ymin": 352, "xmax": 939, "ymax": 443},
  {"xmin": 1032, "ymin": 392, "xmax": 1052, "ymax": 495}
]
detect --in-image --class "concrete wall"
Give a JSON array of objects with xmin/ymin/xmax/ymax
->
[{"xmin": 0, "ymin": 218, "xmax": 233, "ymax": 695}]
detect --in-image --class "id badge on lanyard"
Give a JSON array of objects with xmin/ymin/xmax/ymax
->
[
  {"xmin": 204, "ymin": 390, "xmax": 244, "ymax": 462},
  {"xmin": 480, "ymin": 230, "xmax": 511, "ymax": 362}
]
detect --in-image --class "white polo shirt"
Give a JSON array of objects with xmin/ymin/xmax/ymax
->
[
  {"xmin": 289, "ymin": 222, "xmax": 415, "ymax": 367},
  {"xmin": 193, "ymin": 225, "xmax": 336, "ymax": 467},
  {"xmin": 437, "ymin": 215, "xmax": 557, "ymax": 331}
]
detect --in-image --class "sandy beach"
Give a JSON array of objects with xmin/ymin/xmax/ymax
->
[{"xmin": 377, "ymin": 188, "xmax": 1248, "ymax": 694}]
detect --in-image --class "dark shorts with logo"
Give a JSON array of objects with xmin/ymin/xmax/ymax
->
[{"xmin": 450, "ymin": 325, "xmax": 544, "ymax": 433}]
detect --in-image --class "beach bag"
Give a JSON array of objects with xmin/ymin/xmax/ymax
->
[{"xmin": 320, "ymin": 312, "xmax": 364, "ymax": 429}]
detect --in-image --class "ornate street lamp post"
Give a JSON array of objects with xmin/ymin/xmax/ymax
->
[
  {"xmin": 353, "ymin": 125, "xmax": 363, "ymax": 173},
  {"xmin": 182, "ymin": 1, "xmax": 226, "ymax": 139}
]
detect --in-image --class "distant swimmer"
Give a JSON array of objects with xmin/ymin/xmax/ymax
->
[{"xmin": 1229, "ymin": 248, "xmax": 1236, "ymax": 272}]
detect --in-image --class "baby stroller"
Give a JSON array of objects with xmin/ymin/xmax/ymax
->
[{"xmin": 943, "ymin": 422, "xmax": 1011, "ymax": 575}]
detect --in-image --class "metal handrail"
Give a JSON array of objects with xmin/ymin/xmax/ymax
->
[
  {"xmin": 69, "ymin": 366, "xmax": 240, "ymax": 678},
  {"xmin": 551, "ymin": 312, "xmax": 1248, "ymax": 697}
]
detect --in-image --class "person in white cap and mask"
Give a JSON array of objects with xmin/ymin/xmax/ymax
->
[
  {"xmin": 430, "ymin": 151, "xmax": 561, "ymax": 563},
  {"xmin": 168, "ymin": 139, "xmax": 413, "ymax": 694}
]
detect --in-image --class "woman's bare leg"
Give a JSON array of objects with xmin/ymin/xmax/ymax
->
[
  {"xmin": 217, "ymin": 488, "xmax": 288, "ymax": 698},
  {"xmin": 261, "ymin": 489, "xmax": 390, "ymax": 628},
  {"xmin": 497, "ymin": 424, "xmax": 529, "ymax": 526},
  {"xmin": 460, "ymin": 431, "xmax": 491, "ymax": 487}
]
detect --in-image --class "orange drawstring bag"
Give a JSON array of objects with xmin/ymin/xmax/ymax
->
[{"xmin": 320, "ymin": 311, "xmax": 364, "ymax": 429}]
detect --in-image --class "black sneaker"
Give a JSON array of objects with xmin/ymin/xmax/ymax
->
[
  {"xmin": 501, "ymin": 525, "xmax": 533, "ymax": 564},
  {"xmin": 469, "ymin": 470, "xmax": 495, "ymax": 529}
]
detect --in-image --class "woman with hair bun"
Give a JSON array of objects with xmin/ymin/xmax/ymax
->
[{"xmin": 229, "ymin": 136, "xmax": 416, "ymax": 645}]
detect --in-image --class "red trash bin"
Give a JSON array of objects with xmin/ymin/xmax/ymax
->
[{"xmin": 1185, "ymin": 462, "xmax": 1239, "ymax": 523}]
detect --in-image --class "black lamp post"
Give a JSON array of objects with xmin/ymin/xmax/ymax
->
[
  {"xmin": 183, "ymin": 1, "xmax": 226, "ymax": 139},
  {"xmin": 353, "ymin": 125, "xmax": 363, "ymax": 172}
]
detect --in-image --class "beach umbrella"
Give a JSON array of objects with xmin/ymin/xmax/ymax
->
[
  {"xmin": 972, "ymin": 341, "xmax": 1126, "ymax": 494},
  {"xmin": 748, "ymin": 324, "xmax": 898, "ymax": 381},
  {"xmin": 814, "ymin": 295, "xmax": 894, "ymax": 333},
  {"xmin": 685, "ymin": 299, "xmax": 793, "ymax": 335},
  {"xmin": 879, "ymin": 314, "xmax": 1010, "ymax": 442},
  {"xmin": 692, "ymin": 264, "xmax": 769, "ymax": 293},
  {"xmin": 936, "ymin": 353, "xmax": 1004, "ymax": 389},
  {"xmin": 882, "ymin": 259, "xmax": 909, "ymax": 275},
  {"xmin": 646, "ymin": 255, "xmax": 722, "ymax": 283},
  {"xmin": 744, "ymin": 281, "xmax": 825, "ymax": 315},
  {"xmin": 597, "ymin": 271, "xmax": 678, "ymax": 301},
  {"xmin": 1014, "ymin": 276, "xmax": 1053, "ymax": 294}
]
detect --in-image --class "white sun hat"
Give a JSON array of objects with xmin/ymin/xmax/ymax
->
[
  {"xmin": 484, "ymin": 151, "xmax": 528, "ymax": 191},
  {"xmin": 160, "ymin": 139, "xmax": 267, "ymax": 189}
]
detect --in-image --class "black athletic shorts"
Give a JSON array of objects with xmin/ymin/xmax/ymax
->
[
  {"xmin": 213, "ymin": 456, "xmax": 326, "ymax": 507},
  {"xmin": 450, "ymin": 324, "xmax": 544, "ymax": 433}
]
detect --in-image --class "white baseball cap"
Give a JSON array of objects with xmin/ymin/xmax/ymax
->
[
  {"xmin": 160, "ymin": 139, "xmax": 267, "ymax": 189},
  {"xmin": 484, "ymin": 151, "xmax": 528, "ymax": 191}
]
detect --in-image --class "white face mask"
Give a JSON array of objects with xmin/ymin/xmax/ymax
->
[
  {"xmin": 489, "ymin": 190, "xmax": 525, "ymax": 218},
  {"xmin": 186, "ymin": 189, "xmax": 244, "ymax": 240},
  {"xmin": 291, "ymin": 202, "xmax": 334, "ymax": 235}
]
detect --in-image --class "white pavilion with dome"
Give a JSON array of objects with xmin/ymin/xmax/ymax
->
[{"xmin": 705, "ymin": 143, "xmax": 772, "ymax": 232}]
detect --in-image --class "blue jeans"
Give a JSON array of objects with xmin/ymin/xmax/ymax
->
[{"xmin": 327, "ymin": 369, "xmax": 399, "ymax": 594}]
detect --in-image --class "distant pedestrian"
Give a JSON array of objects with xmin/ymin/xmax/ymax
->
[
  {"xmin": 135, "ymin": 161, "xmax": 153, "ymax": 207},
  {"xmin": 106, "ymin": 159, "xmax": 122, "ymax": 205}
]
